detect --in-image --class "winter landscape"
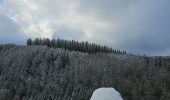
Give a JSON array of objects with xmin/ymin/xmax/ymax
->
[
  {"xmin": 0, "ymin": 0, "xmax": 170, "ymax": 100},
  {"xmin": 0, "ymin": 39, "xmax": 170, "ymax": 100}
]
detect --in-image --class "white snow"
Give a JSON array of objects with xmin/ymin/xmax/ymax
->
[{"xmin": 90, "ymin": 88, "xmax": 123, "ymax": 100}]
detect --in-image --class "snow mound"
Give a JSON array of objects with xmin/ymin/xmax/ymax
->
[{"xmin": 90, "ymin": 88, "xmax": 123, "ymax": 100}]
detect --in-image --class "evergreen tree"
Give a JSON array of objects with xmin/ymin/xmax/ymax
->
[
  {"xmin": 27, "ymin": 38, "xmax": 32, "ymax": 46},
  {"xmin": 28, "ymin": 38, "xmax": 127, "ymax": 54}
]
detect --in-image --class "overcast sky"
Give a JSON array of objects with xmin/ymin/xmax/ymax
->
[{"xmin": 0, "ymin": 0, "xmax": 170, "ymax": 56}]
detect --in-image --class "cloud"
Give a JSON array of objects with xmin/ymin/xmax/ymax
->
[
  {"xmin": 0, "ymin": 0, "xmax": 170, "ymax": 55},
  {"xmin": 114, "ymin": 0, "xmax": 170, "ymax": 55}
]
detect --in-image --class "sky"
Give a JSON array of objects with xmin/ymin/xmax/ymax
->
[{"xmin": 0, "ymin": 0, "xmax": 170, "ymax": 56}]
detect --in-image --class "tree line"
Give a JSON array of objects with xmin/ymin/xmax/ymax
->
[{"xmin": 27, "ymin": 38, "xmax": 127, "ymax": 54}]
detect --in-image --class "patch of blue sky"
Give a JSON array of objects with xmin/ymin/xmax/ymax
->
[{"xmin": 0, "ymin": 0, "xmax": 4, "ymax": 3}]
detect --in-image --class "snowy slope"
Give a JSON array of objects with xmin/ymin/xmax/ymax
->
[{"xmin": 90, "ymin": 88, "xmax": 123, "ymax": 100}]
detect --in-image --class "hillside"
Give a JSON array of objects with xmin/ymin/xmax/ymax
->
[{"xmin": 0, "ymin": 44, "xmax": 170, "ymax": 100}]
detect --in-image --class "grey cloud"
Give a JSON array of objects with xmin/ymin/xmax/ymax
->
[
  {"xmin": 114, "ymin": 0, "xmax": 170, "ymax": 55},
  {"xmin": 77, "ymin": 0, "xmax": 136, "ymax": 20},
  {"xmin": 78, "ymin": 0, "xmax": 170, "ymax": 56},
  {"xmin": 52, "ymin": 24, "xmax": 86, "ymax": 41}
]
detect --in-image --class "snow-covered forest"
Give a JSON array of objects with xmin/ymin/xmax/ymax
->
[{"xmin": 0, "ymin": 44, "xmax": 170, "ymax": 100}]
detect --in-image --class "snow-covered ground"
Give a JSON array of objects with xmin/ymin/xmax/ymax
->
[{"xmin": 90, "ymin": 88, "xmax": 123, "ymax": 100}]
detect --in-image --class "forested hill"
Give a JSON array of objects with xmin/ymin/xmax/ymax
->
[
  {"xmin": 27, "ymin": 38, "xmax": 127, "ymax": 54},
  {"xmin": 0, "ymin": 44, "xmax": 170, "ymax": 100}
]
